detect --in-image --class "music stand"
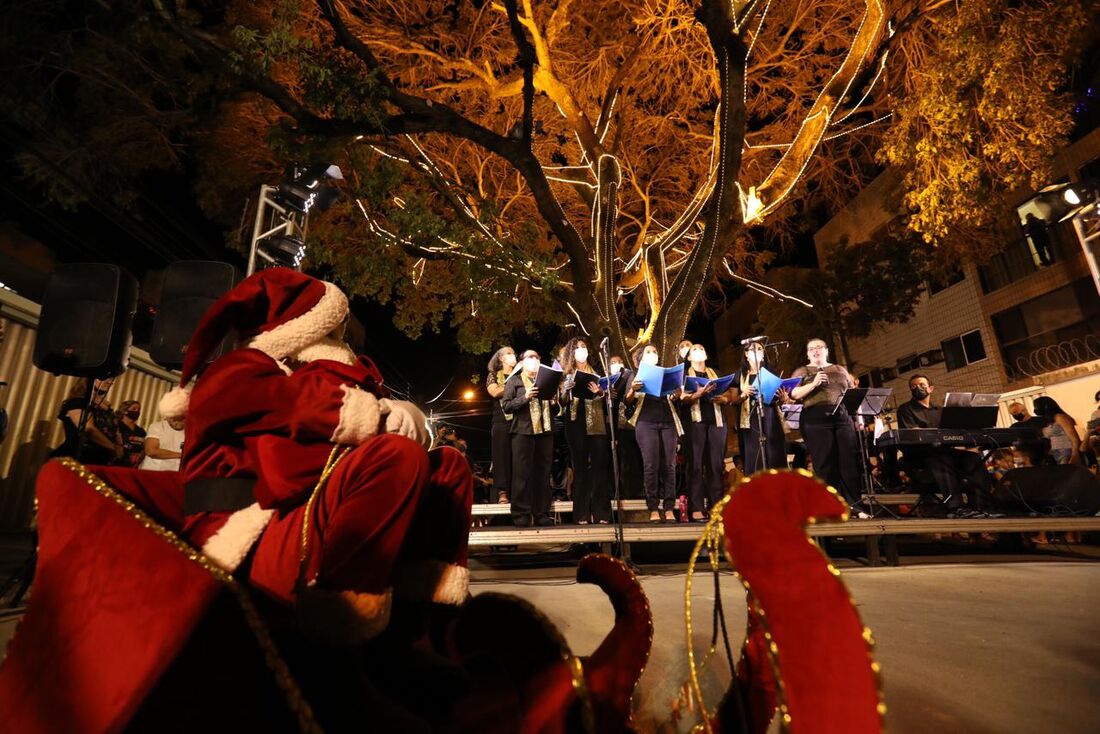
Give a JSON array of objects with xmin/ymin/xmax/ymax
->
[{"xmin": 830, "ymin": 387, "xmax": 896, "ymax": 518}]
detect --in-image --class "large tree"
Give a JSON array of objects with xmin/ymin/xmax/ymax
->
[{"xmin": 3, "ymin": 0, "xmax": 1094, "ymax": 355}]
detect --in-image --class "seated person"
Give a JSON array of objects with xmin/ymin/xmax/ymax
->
[
  {"xmin": 1084, "ymin": 389, "xmax": 1100, "ymax": 469},
  {"xmin": 896, "ymin": 374, "xmax": 993, "ymax": 516}
]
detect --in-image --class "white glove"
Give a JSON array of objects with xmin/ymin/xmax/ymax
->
[{"xmin": 379, "ymin": 399, "xmax": 431, "ymax": 448}]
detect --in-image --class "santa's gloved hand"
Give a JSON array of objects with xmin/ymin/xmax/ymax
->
[{"xmin": 379, "ymin": 399, "xmax": 431, "ymax": 448}]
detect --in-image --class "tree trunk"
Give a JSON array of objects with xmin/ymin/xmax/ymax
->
[{"xmin": 650, "ymin": 3, "xmax": 748, "ymax": 364}]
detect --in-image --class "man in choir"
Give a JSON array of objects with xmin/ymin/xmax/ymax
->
[{"xmin": 501, "ymin": 350, "xmax": 557, "ymax": 527}]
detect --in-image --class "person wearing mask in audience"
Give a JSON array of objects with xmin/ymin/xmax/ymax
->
[
  {"xmin": 790, "ymin": 339, "xmax": 864, "ymax": 516},
  {"xmin": 1008, "ymin": 402, "xmax": 1032, "ymax": 423},
  {"xmin": 50, "ymin": 378, "xmax": 123, "ymax": 465},
  {"xmin": 501, "ymin": 350, "xmax": 557, "ymax": 527},
  {"xmin": 730, "ymin": 342, "xmax": 789, "ymax": 477},
  {"xmin": 141, "ymin": 412, "xmax": 187, "ymax": 471},
  {"xmin": 559, "ymin": 338, "xmax": 611, "ymax": 524},
  {"xmin": 680, "ymin": 344, "xmax": 734, "ymax": 521},
  {"xmin": 116, "ymin": 400, "xmax": 146, "ymax": 467},
  {"xmin": 1086, "ymin": 390, "xmax": 1100, "ymax": 470},
  {"xmin": 625, "ymin": 344, "xmax": 682, "ymax": 523},
  {"xmin": 1033, "ymin": 396, "xmax": 1082, "ymax": 465},
  {"xmin": 609, "ymin": 355, "xmax": 642, "ymax": 499},
  {"xmin": 486, "ymin": 346, "xmax": 517, "ymax": 504}
]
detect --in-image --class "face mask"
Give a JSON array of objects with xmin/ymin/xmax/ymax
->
[
  {"xmin": 689, "ymin": 349, "xmax": 706, "ymax": 362},
  {"xmin": 502, "ymin": 353, "xmax": 516, "ymax": 368},
  {"xmin": 574, "ymin": 347, "xmax": 588, "ymax": 363},
  {"xmin": 523, "ymin": 357, "xmax": 540, "ymax": 372},
  {"xmin": 679, "ymin": 346, "xmax": 689, "ymax": 359},
  {"xmin": 1011, "ymin": 412, "xmax": 1025, "ymax": 422},
  {"xmin": 911, "ymin": 387, "xmax": 929, "ymax": 400},
  {"xmin": 610, "ymin": 362, "xmax": 623, "ymax": 375},
  {"xmin": 642, "ymin": 351, "xmax": 659, "ymax": 366},
  {"xmin": 127, "ymin": 411, "xmax": 140, "ymax": 419}
]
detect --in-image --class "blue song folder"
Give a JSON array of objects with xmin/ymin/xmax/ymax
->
[
  {"xmin": 751, "ymin": 367, "xmax": 801, "ymax": 405},
  {"xmin": 684, "ymin": 374, "xmax": 736, "ymax": 397},
  {"xmin": 598, "ymin": 370, "xmax": 631, "ymax": 393},
  {"xmin": 635, "ymin": 363, "xmax": 685, "ymax": 397}
]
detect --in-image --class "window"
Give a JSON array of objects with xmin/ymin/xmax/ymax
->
[
  {"xmin": 869, "ymin": 367, "xmax": 896, "ymax": 386},
  {"xmin": 857, "ymin": 373, "xmax": 871, "ymax": 388},
  {"xmin": 928, "ymin": 268, "xmax": 965, "ymax": 294},
  {"xmin": 896, "ymin": 354, "xmax": 920, "ymax": 374},
  {"xmin": 941, "ymin": 330, "xmax": 987, "ymax": 371},
  {"xmin": 990, "ymin": 278, "xmax": 1100, "ymax": 378},
  {"xmin": 919, "ymin": 349, "xmax": 944, "ymax": 367}
]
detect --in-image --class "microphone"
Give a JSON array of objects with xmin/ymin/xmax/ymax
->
[
  {"xmin": 768, "ymin": 340, "xmax": 790, "ymax": 347},
  {"xmin": 740, "ymin": 335, "xmax": 767, "ymax": 345},
  {"xmin": 600, "ymin": 336, "xmax": 610, "ymax": 353}
]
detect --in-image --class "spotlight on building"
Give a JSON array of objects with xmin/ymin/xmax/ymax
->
[{"xmin": 1029, "ymin": 182, "xmax": 1097, "ymax": 223}]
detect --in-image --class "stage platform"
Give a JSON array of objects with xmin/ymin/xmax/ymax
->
[
  {"xmin": 469, "ymin": 513, "xmax": 1100, "ymax": 565},
  {"xmin": 471, "ymin": 493, "xmax": 923, "ymax": 516}
]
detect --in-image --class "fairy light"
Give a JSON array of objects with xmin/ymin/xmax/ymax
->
[{"xmin": 824, "ymin": 112, "xmax": 893, "ymax": 141}]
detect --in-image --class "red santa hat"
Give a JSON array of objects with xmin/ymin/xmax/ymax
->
[{"xmin": 158, "ymin": 267, "xmax": 348, "ymax": 420}]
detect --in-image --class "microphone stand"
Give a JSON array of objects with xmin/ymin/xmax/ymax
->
[{"xmin": 597, "ymin": 339, "xmax": 629, "ymax": 563}]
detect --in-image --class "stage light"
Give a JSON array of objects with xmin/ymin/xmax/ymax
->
[
  {"xmin": 259, "ymin": 235, "xmax": 307, "ymax": 269},
  {"xmin": 1063, "ymin": 188, "xmax": 1082, "ymax": 206},
  {"xmin": 274, "ymin": 164, "xmax": 344, "ymax": 214},
  {"xmin": 462, "ymin": 389, "xmax": 476, "ymax": 401}
]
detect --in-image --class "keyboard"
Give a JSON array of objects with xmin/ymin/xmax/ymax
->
[{"xmin": 876, "ymin": 427, "xmax": 1043, "ymax": 449}]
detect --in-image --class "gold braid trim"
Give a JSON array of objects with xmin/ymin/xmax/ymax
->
[
  {"xmin": 567, "ymin": 655, "xmax": 597, "ymax": 734},
  {"xmin": 685, "ymin": 469, "xmax": 885, "ymax": 733},
  {"xmin": 55, "ymin": 458, "xmax": 323, "ymax": 734},
  {"xmin": 299, "ymin": 446, "xmax": 352, "ymax": 571}
]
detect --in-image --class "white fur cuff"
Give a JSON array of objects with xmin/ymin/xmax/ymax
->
[
  {"xmin": 201, "ymin": 503, "xmax": 275, "ymax": 572},
  {"xmin": 395, "ymin": 561, "xmax": 470, "ymax": 606},
  {"xmin": 158, "ymin": 385, "xmax": 191, "ymax": 421},
  {"xmin": 331, "ymin": 386, "xmax": 385, "ymax": 446},
  {"xmin": 247, "ymin": 282, "xmax": 349, "ymax": 361}
]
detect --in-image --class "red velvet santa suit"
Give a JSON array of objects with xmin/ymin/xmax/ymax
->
[{"xmin": 0, "ymin": 268, "xmax": 474, "ymax": 733}]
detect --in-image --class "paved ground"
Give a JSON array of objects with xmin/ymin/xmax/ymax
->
[{"xmin": 473, "ymin": 559, "xmax": 1100, "ymax": 733}]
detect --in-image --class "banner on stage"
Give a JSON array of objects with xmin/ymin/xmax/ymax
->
[
  {"xmin": 751, "ymin": 367, "xmax": 801, "ymax": 405},
  {"xmin": 635, "ymin": 362, "xmax": 684, "ymax": 397}
]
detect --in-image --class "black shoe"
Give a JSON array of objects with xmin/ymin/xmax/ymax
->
[
  {"xmin": 948, "ymin": 507, "xmax": 987, "ymax": 519},
  {"xmin": 535, "ymin": 515, "xmax": 555, "ymax": 527},
  {"xmin": 513, "ymin": 515, "xmax": 531, "ymax": 527}
]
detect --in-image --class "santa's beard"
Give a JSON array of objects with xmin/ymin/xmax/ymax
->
[{"xmin": 291, "ymin": 337, "xmax": 357, "ymax": 366}]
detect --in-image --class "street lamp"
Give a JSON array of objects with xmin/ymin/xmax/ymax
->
[{"xmin": 462, "ymin": 389, "xmax": 476, "ymax": 401}]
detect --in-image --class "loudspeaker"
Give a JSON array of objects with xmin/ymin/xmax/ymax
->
[
  {"xmin": 149, "ymin": 261, "xmax": 239, "ymax": 369},
  {"xmin": 33, "ymin": 263, "xmax": 138, "ymax": 378},
  {"xmin": 998, "ymin": 464, "xmax": 1100, "ymax": 515}
]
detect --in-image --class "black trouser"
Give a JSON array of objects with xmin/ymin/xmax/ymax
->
[
  {"xmin": 800, "ymin": 404, "xmax": 861, "ymax": 504},
  {"xmin": 491, "ymin": 419, "xmax": 513, "ymax": 497},
  {"xmin": 906, "ymin": 448, "xmax": 991, "ymax": 510},
  {"xmin": 511, "ymin": 432, "xmax": 554, "ymax": 521},
  {"xmin": 689, "ymin": 421, "xmax": 727, "ymax": 514},
  {"xmin": 739, "ymin": 403, "xmax": 788, "ymax": 475},
  {"xmin": 636, "ymin": 421, "xmax": 678, "ymax": 511},
  {"xmin": 677, "ymin": 408, "xmax": 693, "ymax": 496},
  {"xmin": 565, "ymin": 419, "xmax": 611, "ymax": 522},
  {"xmin": 617, "ymin": 428, "xmax": 643, "ymax": 499}
]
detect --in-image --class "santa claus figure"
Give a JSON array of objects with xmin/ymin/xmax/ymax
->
[
  {"xmin": 155, "ymin": 266, "xmax": 474, "ymax": 639},
  {"xmin": 0, "ymin": 268, "xmax": 474, "ymax": 732}
]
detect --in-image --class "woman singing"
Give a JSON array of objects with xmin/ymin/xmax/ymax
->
[
  {"xmin": 625, "ymin": 344, "xmax": 682, "ymax": 523},
  {"xmin": 501, "ymin": 350, "xmax": 557, "ymax": 527},
  {"xmin": 731, "ymin": 342, "xmax": 788, "ymax": 475},
  {"xmin": 559, "ymin": 338, "xmax": 611, "ymax": 524},
  {"xmin": 680, "ymin": 344, "xmax": 734, "ymax": 521},
  {"xmin": 486, "ymin": 346, "xmax": 517, "ymax": 504},
  {"xmin": 790, "ymin": 338, "xmax": 862, "ymax": 511}
]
